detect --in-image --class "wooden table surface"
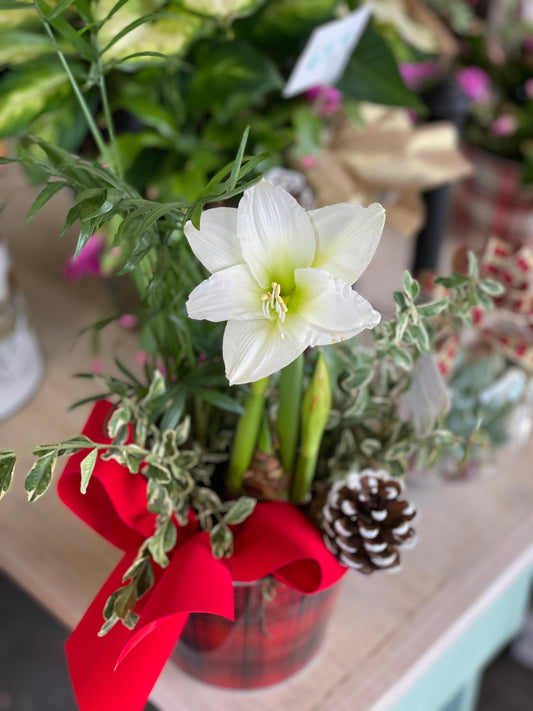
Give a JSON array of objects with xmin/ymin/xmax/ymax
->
[{"xmin": 1, "ymin": 164, "xmax": 533, "ymax": 711}]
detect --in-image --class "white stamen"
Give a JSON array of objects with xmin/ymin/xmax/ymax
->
[{"xmin": 261, "ymin": 282, "xmax": 288, "ymax": 324}]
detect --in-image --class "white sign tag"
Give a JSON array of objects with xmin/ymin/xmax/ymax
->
[{"xmin": 282, "ymin": 5, "xmax": 371, "ymax": 99}]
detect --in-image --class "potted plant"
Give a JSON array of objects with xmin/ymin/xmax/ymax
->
[{"xmin": 0, "ymin": 3, "xmax": 509, "ymax": 710}]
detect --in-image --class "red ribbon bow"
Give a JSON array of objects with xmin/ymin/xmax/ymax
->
[{"xmin": 58, "ymin": 400, "xmax": 346, "ymax": 711}]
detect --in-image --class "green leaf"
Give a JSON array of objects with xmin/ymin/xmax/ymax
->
[
  {"xmin": 159, "ymin": 392, "xmax": 186, "ymax": 432},
  {"xmin": 107, "ymin": 404, "xmax": 131, "ymax": 438},
  {"xmin": 338, "ymin": 22, "xmax": 425, "ymax": 111},
  {"xmin": 210, "ymin": 523, "xmax": 233, "ymax": 559},
  {"xmin": 0, "ymin": 29, "xmax": 56, "ymax": 65},
  {"xmin": 80, "ymin": 448, "xmax": 98, "ymax": 494},
  {"xmin": 479, "ymin": 279, "xmax": 505, "ymax": 297},
  {"xmin": 393, "ymin": 291, "xmax": 409, "ymax": 311},
  {"xmin": 410, "ymin": 323, "xmax": 430, "ymax": 352},
  {"xmin": 134, "ymin": 560, "xmax": 154, "ymax": 598},
  {"xmin": 188, "ymin": 40, "xmax": 284, "ymax": 120},
  {"xmin": 96, "ymin": 3, "xmax": 203, "ymax": 63},
  {"xmin": 467, "ymin": 250, "xmax": 479, "ymax": 278},
  {"xmin": 222, "ymin": 496, "xmax": 256, "ymax": 525},
  {"xmin": 228, "ymin": 125, "xmax": 250, "ymax": 191},
  {"xmin": 35, "ymin": 0, "xmax": 96, "ymax": 61},
  {"xmin": 98, "ymin": 614, "xmax": 120, "ymax": 636},
  {"xmin": 434, "ymin": 274, "xmax": 469, "ymax": 288},
  {"xmin": 403, "ymin": 271, "xmax": 419, "ymax": 299},
  {"xmin": 360, "ymin": 438, "xmax": 382, "ymax": 458},
  {"xmin": 46, "ymin": 0, "xmax": 76, "ymax": 19},
  {"xmin": 0, "ymin": 1, "xmax": 34, "ymax": 7},
  {"xmin": 0, "ymin": 452, "xmax": 16, "ymax": 499},
  {"xmin": 25, "ymin": 450, "xmax": 58, "ymax": 502},
  {"xmin": 26, "ymin": 180, "xmax": 67, "ymax": 221},
  {"xmin": 416, "ymin": 298, "xmax": 449, "ymax": 318},
  {"xmin": 0, "ymin": 60, "xmax": 71, "ymax": 137},
  {"xmin": 389, "ymin": 345, "xmax": 413, "ymax": 370},
  {"xmin": 191, "ymin": 387, "xmax": 245, "ymax": 415}
]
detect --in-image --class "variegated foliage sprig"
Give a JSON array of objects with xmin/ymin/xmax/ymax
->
[
  {"xmin": 1, "ymin": 367, "xmax": 255, "ymax": 633},
  {"xmin": 321, "ymin": 255, "xmax": 504, "ymax": 479}
]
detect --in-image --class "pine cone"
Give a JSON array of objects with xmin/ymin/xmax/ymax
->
[{"xmin": 322, "ymin": 469, "xmax": 416, "ymax": 574}]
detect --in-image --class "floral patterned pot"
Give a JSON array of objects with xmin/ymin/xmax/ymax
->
[{"xmin": 172, "ymin": 577, "xmax": 341, "ymax": 689}]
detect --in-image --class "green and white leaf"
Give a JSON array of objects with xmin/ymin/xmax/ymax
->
[
  {"xmin": 96, "ymin": 0, "xmax": 205, "ymax": 64},
  {"xmin": 25, "ymin": 450, "xmax": 58, "ymax": 502},
  {"xmin": 0, "ymin": 60, "xmax": 71, "ymax": 137},
  {"xmin": 80, "ymin": 448, "xmax": 98, "ymax": 494},
  {"xmin": 0, "ymin": 452, "xmax": 16, "ymax": 499},
  {"xmin": 221, "ymin": 496, "xmax": 256, "ymax": 525}
]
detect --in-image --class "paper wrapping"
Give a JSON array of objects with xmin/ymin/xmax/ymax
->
[{"xmin": 296, "ymin": 104, "xmax": 472, "ymax": 238}]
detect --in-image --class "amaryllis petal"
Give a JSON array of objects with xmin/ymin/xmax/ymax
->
[
  {"xmin": 223, "ymin": 319, "xmax": 305, "ymax": 385},
  {"xmin": 238, "ymin": 180, "xmax": 315, "ymax": 291},
  {"xmin": 186, "ymin": 265, "xmax": 263, "ymax": 322},
  {"xmin": 291, "ymin": 268, "xmax": 381, "ymax": 347},
  {"xmin": 184, "ymin": 207, "xmax": 241, "ymax": 274},
  {"xmin": 309, "ymin": 202, "xmax": 385, "ymax": 285}
]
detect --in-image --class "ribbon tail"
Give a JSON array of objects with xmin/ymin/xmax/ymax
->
[{"xmin": 67, "ymin": 536, "xmax": 235, "ymax": 711}]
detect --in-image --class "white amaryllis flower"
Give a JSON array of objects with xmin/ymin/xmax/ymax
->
[{"xmin": 185, "ymin": 180, "xmax": 385, "ymax": 385}]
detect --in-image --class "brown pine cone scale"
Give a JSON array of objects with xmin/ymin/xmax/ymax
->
[{"xmin": 322, "ymin": 469, "xmax": 416, "ymax": 575}]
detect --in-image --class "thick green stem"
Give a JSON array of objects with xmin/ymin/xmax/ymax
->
[
  {"xmin": 277, "ymin": 355, "xmax": 303, "ymax": 474},
  {"xmin": 290, "ymin": 353, "xmax": 332, "ymax": 504},
  {"xmin": 257, "ymin": 411, "xmax": 274, "ymax": 454},
  {"xmin": 227, "ymin": 378, "xmax": 268, "ymax": 496},
  {"xmin": 291, "ymin": 453, "xmax": 317, "ymax": 504}
]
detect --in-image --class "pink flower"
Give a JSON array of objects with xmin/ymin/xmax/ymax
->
[
  {"xmin": 489, "ymin": 114, "xmax": 517, "ymax": 137},
  {"xmin": 136, "ymin": 350, "xmax": 149, "ymax": 366},
  {"xmin": 64, "ymin": 233, "xmax": 105, "ymax": 281},
  {"xmin": 525, "ymin": 79, "xmax": 533, "ymax": 100},
  {"xmin": 119, "ymin": 313, "xmax": 138, "ymax": 330},
  {"xmin": 304, "ymin": 85, "xmax": 342, "ymax": 115},
  {"xmin": 91, "ymin": 357, "xmax": 103, "ymax": 375},
  {"xmin": 456, "ymin": 66, "xmax": 492, "ymax": 103},
  {"xmin": 399, "ymin": 61, "xmax": 437, "ymax": 90},
  {"xmin": 300, "ymin": 155, "xmax": 317, "ymax": 169}
]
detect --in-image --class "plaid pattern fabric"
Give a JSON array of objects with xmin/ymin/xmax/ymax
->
[
  {"xmin": 453, "ymin": 147, "xmax": 533, "ymax": 246},
  {"xmin": 172, "ymin": 578, "xmax": 341, "ymax": 689}
]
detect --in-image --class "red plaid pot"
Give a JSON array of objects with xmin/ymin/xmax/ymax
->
[
  {"xmin": 453, "ymin": 146, "xmax": 533, "ymax": 246},
  {"xmin": 171, "ymin": 578, "xmax": 341, "ymax": 689}
]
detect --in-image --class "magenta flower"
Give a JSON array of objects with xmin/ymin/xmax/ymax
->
[
  {"xmin": 524, "ymin": 36, "xmax": 533, "ymax": 53},
  {"xmin": 119, "ymin": 313, "xmax": 138, "ymax": 330},
  {"xmin": 456, "ymin": 66, "xmax": 492, "ymax": 103},
  {"xmin": 304, "ymin": 85, "xmax": 343, "ymax": 115},
  {"xmin": 489, "ymin": 114, "xmax": 517, "ymax": 137},
  {"xmin": 399, "ymin": 61, "xmax": 437, "ymax": 90},
  {"xmin": 64, "ymin": 233, "xmax": 105, "ymax": 281}
]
